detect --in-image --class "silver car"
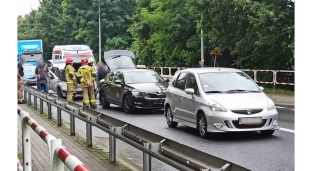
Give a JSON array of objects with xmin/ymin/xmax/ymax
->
[{"xmin": 164, "ymin": 68, "xmax": 279, "ymax": 138}]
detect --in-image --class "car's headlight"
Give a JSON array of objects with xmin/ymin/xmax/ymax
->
[
  {"xmin": 267, "ymin": 98, "xmax": 276, "ymax": 110},
  {"xmin": 132, "ymin": 91, "xmax": 147, "ymax": 98},
  {"xmin": 208, "ymin": 100, "xmax": 227, "ymax": 112}
]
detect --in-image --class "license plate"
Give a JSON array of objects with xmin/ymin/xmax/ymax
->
[
  {"xmin": 153, "ymin": 100, "xmax": 164, "ymax": 104},
  {"xmin": 238, "ymin": 118, "xmax": 262, "ymax": 125}
]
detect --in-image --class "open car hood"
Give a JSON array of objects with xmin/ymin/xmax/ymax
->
[{"xmin": 104, "ymin": 50, "xmax": 137, "ymax": 71}]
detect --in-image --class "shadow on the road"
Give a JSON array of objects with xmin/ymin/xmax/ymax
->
[
  {"xmin": 102, "ymin": 106, "xmax": 164, "ymax": 115},
  {"xmin": 175, "ymin": 126, "xmax": 279, "ymax": 142}
]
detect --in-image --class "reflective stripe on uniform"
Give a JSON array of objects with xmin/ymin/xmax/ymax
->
[
  {"xmin": 83, "ymin": 99, "xmax": 90, "ymax": 103},
  {"xmin": 66, "ymin": 81, "xmax": 75, "ymax": 84},
  {"xmin": 90, "ymin": 99, "xmax": 96, "ymax": 102}
]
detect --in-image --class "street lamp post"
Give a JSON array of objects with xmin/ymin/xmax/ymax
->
[
  {"xmin": 98, "ymin": 2, "xmax": 101, "ymax": 62},
  {"xmin": 200, "ymin": 14, "xmax": 204, "ymax": 68}
]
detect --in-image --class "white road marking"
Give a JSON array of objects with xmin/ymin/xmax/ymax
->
[
  {"xmin": 279, "ymin": 128, "xmax": 295, "ymax": 133},
  {"xmin": 275, "ymin": 106, "xmax": 285, "ymax": 108},
  {"xmin": 276, "ymin": 106, "xmax": 295, "ymax": 110}
]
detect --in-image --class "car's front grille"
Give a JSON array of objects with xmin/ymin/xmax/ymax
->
[
  {"xmin": 232, "ymin": 119, "xmax": 267, "ymax": 129},
  {"xmin": 231, "ymin": 109, "xmax": 263, "ymax": 115},
  {"xmin": 147, "ymin": 92, "xmax": 166, "ymax": 98}
]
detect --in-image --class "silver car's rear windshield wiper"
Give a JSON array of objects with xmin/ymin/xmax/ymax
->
[{"xmin": 205, "ymin": 91, "xmax": 225, "ymax": 93}]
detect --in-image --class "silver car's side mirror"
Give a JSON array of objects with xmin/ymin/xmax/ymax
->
[
  {"xmin": 259, "ymin": 86, "xmax": 264, "ymax": 91},
  {"xmin": 185, "ymin": 88, "xmax": 195, "ymax": 95}
]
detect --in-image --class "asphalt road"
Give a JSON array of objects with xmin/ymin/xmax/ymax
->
[{"xmin": 31, "ymin": 95, "xmax": 294, "ymax": 171}]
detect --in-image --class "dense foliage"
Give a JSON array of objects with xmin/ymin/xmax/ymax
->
[{"xmin": 18, "ymin": 0, "xmax": 294, "ymax": 70}]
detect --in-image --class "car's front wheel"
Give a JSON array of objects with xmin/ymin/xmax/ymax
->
[
  {"xmin": 165, "ymin": 106, "xmax": 178, "ymax": 128},
  {"xmin": 260, "ymin": 130, "xmax": 275, "ymax": 136},
  {"xmin": 197, "ymin": 112, "xmax": 211, "ymax": 138},
  {"xmin": 122, "ymin": 95, "xmax": 134, "ymax": 114},
  {"xmin": 100, "ymin": 91, "xmax": 110, "ymax": 108}
]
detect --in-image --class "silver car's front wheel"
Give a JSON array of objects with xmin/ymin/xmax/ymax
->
[
  {"xmin": 166, "ymin": 106, "xmax": 178, "ymax": 128},
  {"xmin": 197, "ymin": 113, "xmax": 211, "ymax": 138}
]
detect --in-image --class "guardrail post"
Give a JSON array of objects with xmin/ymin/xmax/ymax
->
[
  {"xmin": 86, "ymin": 115, "xmax": 95, "ymax": 147},
  {"xmin": 70, "ymin": 109, "xmax": 79, "ymax": 136},
  {"xmin": 51, "ymin": 139, "xmax": 64, "ymax": 171},
  {"xmin": 109, "ymin": 127, "xmax": 116, "ymax": 163},
  {"xmin": 24, "ymin": 89, "xmax": 27, "ymax": 103},
  {"xmin": 20, "ymin": 111, "xmax": 32, "ymax": 171},
  {"xmin": 143, "ymin": 143, "xmax": 152, "ymax": 171},
  {"xmin": 47, "ymin": 102, "xmax": 52, "ymax": 119},
  {"xmin": 34, "ymin": 93, "xmax": 37, "ymax": 109},
  {"xmin": 39, "ymin": 92, "xmax": 43, "ymax": 114},
  {"xmin": 27, "ymin": 90, "xmax": 31, "ymax": 105},
  {"xmin": 56, "ymin": 100, "xmax": 65, "ymax": 127}
]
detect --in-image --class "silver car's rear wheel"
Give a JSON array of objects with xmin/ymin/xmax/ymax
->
[{"xmin": 165, "ymin": 106, "xmax": 178, "ymax": 128}]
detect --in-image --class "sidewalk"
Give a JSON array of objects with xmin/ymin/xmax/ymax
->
[
  {"xmin": 266, "ymin": 94, "xmax": 295, "ymax": 105},
  {"xmin": 17, "ymin": 104, "xmax": 129, "ymax": 171}
]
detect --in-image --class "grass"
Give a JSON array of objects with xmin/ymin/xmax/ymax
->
[
  {"xmin": 263, "ymin": 88, "xmax": 294, "ymax": 95},
  {"xmin": 18, "ymin": 153, "xmax": 23, "ymax": 164}
]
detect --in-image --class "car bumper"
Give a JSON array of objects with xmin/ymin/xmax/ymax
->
[
  {"xmin": 130, "ymin": 97, "xmax": 165, "ymax": 109},
  {"xmin": 61, "ymin": 87, "xmax": 96, "ymax": 97},
  {"xmin": 205, "ymin": 109, "xmax": 279, "ymax": 132}
]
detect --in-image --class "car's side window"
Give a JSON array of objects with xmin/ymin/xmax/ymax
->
[
  {"xmin": 185, "ymin": 73, "xmax": 199, "ymax": 95},
  {"xmin": 106, "ymin": 73, "xmax": 114, "ymax": 82},
  {"xmin": 175, "ymin": 72, "xmax": 188, "ymax": 90},
  {"xmin": 113, "ymin": 72, "xmax": 124, "ymax": 82}
]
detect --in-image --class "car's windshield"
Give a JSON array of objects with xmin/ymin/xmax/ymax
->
[
  {"xmin": 24, "ymin": 54, "xmax": 42, "ymax": 61},
  {"xmin": 23, "ymin": 65, "xmax": 36, "ymax": 75},
  {"xmin": 198, "ymin": 72, "xmax": 260, "ymax": 93},
  {"xmin": 124, "ymin": 71, "xmax": 165, "ymax": 84},
  {"xmin": 106, "ymin": 56, "xmax": 136, "ymax": 69}
]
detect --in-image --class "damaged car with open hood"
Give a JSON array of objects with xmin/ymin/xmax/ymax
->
[{"xmin": 98, "ymin": 50, "xmax": 170, "ymax": 113}]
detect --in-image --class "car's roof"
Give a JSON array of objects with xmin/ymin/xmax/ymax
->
[{"xmin": 181, "ymin": 67, "xmax": 242, "ymax": 74}]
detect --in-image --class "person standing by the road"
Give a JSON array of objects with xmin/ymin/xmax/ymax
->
[
  {"xmin": 78, "ymin": 58, "xmax": 96, "ymax": 108},
  {"xmin": 17, "ymin": 56, "xmax": 26, "ymax": 104},
  {"xmin": 88, "ymin": 58, "xmax": 97, "ymax": 105},
  {"xmin": 65, "ymin": 57, "xmax": 77, "ymax": 102},
  {"xmin": 97, "ymin": 62, "xmax": 108, "ymax": 104},
  {"xmin": 35, "ymin": 59, "xmax": 51, "ymax": 93}
]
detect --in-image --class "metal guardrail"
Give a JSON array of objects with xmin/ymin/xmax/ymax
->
[
  {"xmin": 151, "ymin": 67, "xmax": 294, "ymax": 91},
  {"xmin": 17, "ymin": 107, "xmax": 91, "ymax": 171},
  {"xmin": 23, "ymin": 85, "xmax": 250, "ymax": 171}
]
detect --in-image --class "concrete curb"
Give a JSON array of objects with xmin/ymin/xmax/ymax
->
[{"xmin": 266, "ymin": 94, "xmax": 294, "ymax": 105}]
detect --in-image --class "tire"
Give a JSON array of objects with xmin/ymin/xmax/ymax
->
[
  {"xmin": 122, "ymin": 95, "xmax": 134, "ymax": 114},
  {"xmin": 165, "ymin": 106, "xmax": 178, "ymax": 128},
  {"xmin": 197, "ymin": 113, "xmax": 211, "ymax": 138},
  {"xmin": 100, "ymin": 91, "xmax": 110, "ymax": 108},
  {"xmin": 57, "ymin": 87, "xmax": 63, "ymax": 98},
  {"xmin": 260, "ymin": 130, "xmax": 275, "ymax": 136}
]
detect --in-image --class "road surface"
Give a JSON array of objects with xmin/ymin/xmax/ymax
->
[{"xmin": 32, "ymin": 96, "xmax": 294, "ymax": 171}]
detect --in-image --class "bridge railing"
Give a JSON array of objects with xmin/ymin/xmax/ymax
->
[
  {"xmin": 149, "ymin": 67, "xmax": 295, "ymax": 91},
  {"xmin": 17, "ymin": 107, "xmax": 91, "ymax": 171},
  {"xmin": 23, "ymin": 86, "xmax": 250, "ymax": 171}
]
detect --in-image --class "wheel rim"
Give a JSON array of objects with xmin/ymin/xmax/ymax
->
[
  {"xmin": 166, "ymin": 108, "xmax": 173, "ymax": 124},
  {"xmin": 199, "ymin": 116, "xmax": 206, "ymax": 135},
  {"xmin": 124, "ymin": 97, "xmax": 129, "ymax": 111}
]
